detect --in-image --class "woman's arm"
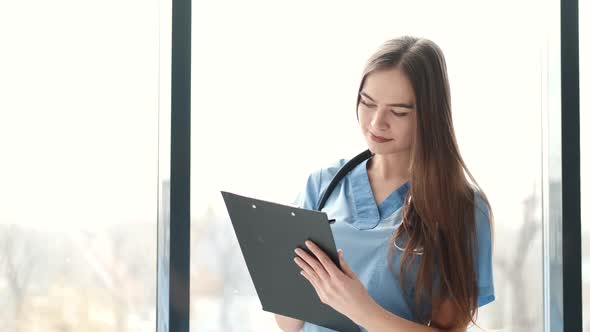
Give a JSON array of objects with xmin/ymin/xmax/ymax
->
[
  {"xmin": 358, "ymin": 298, "xmax": 467, "ymax": 332},
  {"xmin": 274, "ymin": 313, "xmax": 304, "ymax": 332}
]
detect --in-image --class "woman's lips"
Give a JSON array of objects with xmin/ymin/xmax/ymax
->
[{"xmin": 370, "ymin": 132, "xmax": 393, "ymax": 143}]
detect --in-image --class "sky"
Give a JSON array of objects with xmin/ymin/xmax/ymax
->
[{"xmin": 0, "ymin": 0, "xmax": 587, "ymax": 234}]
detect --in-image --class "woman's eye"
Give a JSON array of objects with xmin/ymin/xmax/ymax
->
[
  {"xmin": 360, "ymin": 99, "xmax": 375, "ymax": 107},
  {"xmin": 391, "ymin": 110, "xmax": 408, "ymax": 117},
  {"xmin": 360, "ymin": 99, "xmax": 408, "ymax": 116}
]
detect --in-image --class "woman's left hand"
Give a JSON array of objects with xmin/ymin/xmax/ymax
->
[{"xmin": 294, "ymin": 240, "xmax": 376, "ymax": 325}]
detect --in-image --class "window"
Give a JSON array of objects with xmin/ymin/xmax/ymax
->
[
  {"xmin": 189, "ymin": 0, "xmax": 556, "ymax": 330},
  {"xmin": 0, "ymin": 1, "xmax": 160, "ymax": 331}
]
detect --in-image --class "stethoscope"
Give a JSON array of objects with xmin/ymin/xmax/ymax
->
[
  {"xmin": 393, "ymin": 235, "xmax": 424, "ymax": 255},
  {"xmin": 392, "ymin": 195, "xmax": 425, "ymax": 255},
  {"xmin": 316, "ymin": 149, "xmax": 425, "ymax": 255}
]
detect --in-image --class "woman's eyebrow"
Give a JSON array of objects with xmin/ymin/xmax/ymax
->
[{"xmin": 360, "ymin": 91, "xmax": 414, "ymax": 109}]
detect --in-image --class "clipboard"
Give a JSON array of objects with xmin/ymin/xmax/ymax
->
[{"xmin": 220, "ymin": 191, "xmax": 360, "ymax": 332}]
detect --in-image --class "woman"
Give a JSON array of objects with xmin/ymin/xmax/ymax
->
[{"xmin": 275, "ymin": 36, "xmax": 495, "ymax": 332}]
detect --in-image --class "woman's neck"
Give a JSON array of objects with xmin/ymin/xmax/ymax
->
[{"xmin": 367, "ymin": 152, "xmax": 411, "ymax": 183}]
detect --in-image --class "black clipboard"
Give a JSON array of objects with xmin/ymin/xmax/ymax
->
[{"xmin": 220, "ymin": 191, "xmax": 360, "ymax": 332}]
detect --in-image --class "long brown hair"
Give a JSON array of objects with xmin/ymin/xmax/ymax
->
[{"xmin": 356, "ymin": 36, "xmax": 495, "ymax": 328}]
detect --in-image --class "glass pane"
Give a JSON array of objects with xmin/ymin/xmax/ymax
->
[
  {"xmin": 191, "ymin": 0, "xmax": 549, "ymax": 330},
  {"xmin": 0, "ymin": 1, "xmax": 160, "ymax": 331},
  {"xmin": 156, "ymin": 0, "xmax": 172, "ymax": 330}
]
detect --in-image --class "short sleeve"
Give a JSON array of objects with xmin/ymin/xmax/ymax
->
[
  {"xmin": 473, "ymin": 191, "xmax": 495, "ymax": 308},
  {"xmin": 292, "ymin": 168, "xmax": 322, "ymax": 211}
]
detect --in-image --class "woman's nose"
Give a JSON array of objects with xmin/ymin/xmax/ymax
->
[{"xmin": 371, "ymin": 108, "xmax": 390, "ymax": 129}]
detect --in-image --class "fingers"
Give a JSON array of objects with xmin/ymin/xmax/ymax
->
[
  {"xmin": 299, "ymin": 269, "xmax": 328, "ymax": 304},
  {"xmin": 294, "ymin": 247, "xmax": 330, "ymax": 281},
  {"xmin": 295, "ymin": 242, "xmax": 350, "ymax": 306},
  {"xmin": 299, "ymin": 270, "xmax": 319, "ymax": 292},
  {"xmin": 338, "ymin": 250, "xmax": 355, "ymax": 278},
  {"xmin": 301, "ymin": 240, "xmax": 342, "ymax": 278}
]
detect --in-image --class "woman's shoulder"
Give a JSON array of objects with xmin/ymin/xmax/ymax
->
[
  {"xmin": 305, "ymin": 158, "xmax": 349, "ymax": 193},
  {"xmin": 468, "ymin": 184, "xmax": 493, "ymax": 245},
  {"xmin": 468, "ymin": 184, "xmax": 491, "ymax": 219},
  {"xmin": 293, "ymin": 158, "xmax": 348, "ymax": 210},
  {"xmin": 304, "ymin": 158, "xmax": 348, "ymax": 180},
  {"xmin": 320, "ymin": 158, "xmax": 349, "ymax": 179}
]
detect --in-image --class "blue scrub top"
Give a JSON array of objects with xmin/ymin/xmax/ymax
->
[{"xmin": 292, "ymin": 157, "xmax": 495, "ymax": 331}]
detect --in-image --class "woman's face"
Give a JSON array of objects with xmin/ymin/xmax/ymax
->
[{"xmin": 357, "ymin": 67, "xmax": 417, "ymax": 155}]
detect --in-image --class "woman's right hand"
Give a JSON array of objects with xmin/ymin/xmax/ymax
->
[{"xmin": 274, "ymin": 313, "xmax": 304, "ymax": 332}]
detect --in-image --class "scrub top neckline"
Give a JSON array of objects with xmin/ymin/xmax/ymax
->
[{"xmin": 349, "ymin": 156, "xmax": 410, "ymax": 230}]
